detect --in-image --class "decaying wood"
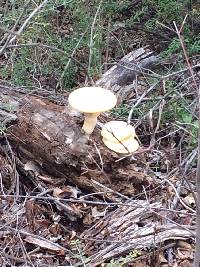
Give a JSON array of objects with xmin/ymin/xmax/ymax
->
[
  {"xmin": 0, "ymin": 151, "xmax": 13, "ymax": 189},
  {"xmin": 81, "ymin": 200, "xmax": 194, "ymax": 266},
  {"xmin": 0, "ymin": 48, "xmax": 157, "ymax": 197},
  {"xmin": 97, "ymin": 47, "xmax": 157, "ymax": 103}
]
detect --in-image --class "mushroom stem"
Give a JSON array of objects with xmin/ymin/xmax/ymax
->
[{"xmin": 82, "ymin": 112, "xmax": 100, "ymax": 134}]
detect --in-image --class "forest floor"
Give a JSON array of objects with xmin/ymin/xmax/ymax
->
[{"xmin": 0, "ymin": 1, "xmax": 200, "ymax": 266}]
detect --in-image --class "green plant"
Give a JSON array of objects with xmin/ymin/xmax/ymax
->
[
  {"xmin": 0, "ymin": 123, "xmax": 7, "ymax": 135},
  {"xmin": 103, "ymin": 0, "xmax": 131, "ymax": 15},
  {"xmin": 70, "ymin": 239, "xmax": 90, "ymax": 266},
  {"xmin": 105, "ymin": 250, "xmax": 141, "ymax": 266},
  {"xmin": 1, "ymin": 0, "xmax": 199, "ymax": 91},
  {"xmin": 0, "ymin": 0, "xmax": 106, "ymax": 89},
  {"xmin": 160, "ymin": 38, "xmax": 181, "ymax": 58},
  {"xmin": 126, "ymin": 6, "xmax": 148, "ymax": 27},
  {"xmin": 147, "ymin": 0, "xmax": 189, "ymax": 25}
]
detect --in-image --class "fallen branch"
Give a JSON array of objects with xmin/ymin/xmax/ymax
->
[{"xmin": 81, "ymin": 200, "xmax": 194, "ymax": 266}]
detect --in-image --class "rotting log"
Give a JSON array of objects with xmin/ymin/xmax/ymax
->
[{"xmin": 0, "ymin": 48, "xmax": 157, "ymax": 196}]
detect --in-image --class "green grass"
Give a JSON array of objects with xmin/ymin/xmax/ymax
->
[
  {"xmin": 0, "ymin": 0, "xmax": 199, "ymax": 90},
  {"xmin": 0, "ymin": 0, "xmax": 105, "ymax": 88}
]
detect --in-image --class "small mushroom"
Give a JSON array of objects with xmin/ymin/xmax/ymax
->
[
  {"xmin": 68, "ymin": 87, "xmax": 117, "ymax": 134},
  {"xmin": 101, "ymin": 120, "xmax": 139, "ymax": 154},
  {"xmin": 103, "ymin": 135, "xmax": 139, "ymax": 154},
  {"xmin": 101, "ymin": 120, "xmax": 136, "ymax": 143}
]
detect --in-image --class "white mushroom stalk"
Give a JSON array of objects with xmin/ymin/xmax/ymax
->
[
  {"xmin": 101, "ymin": 120, "xmax": 139, "ymax": 154},
  {"xmin": 68, "ymin": 87, "xmax": 117, "ymax": 135},
  {"xmin": 82, "ymin": 112, "xmax": 100, "ymax": 134}
]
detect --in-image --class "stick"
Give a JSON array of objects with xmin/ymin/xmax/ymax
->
[
  {"xmin": 0, "ymin": 26, "xmax": 20, "ymax": 36},
  {"xmin": 87, "ymin": 0, "xmax": 102, "ymax": 77},
  {"xmin": 10, "ymin": 0, "xmax": 49, "ymax": 43},
  {"xmin": 0, "ymin": 0, "xmax": 49, "ymax": 56}
]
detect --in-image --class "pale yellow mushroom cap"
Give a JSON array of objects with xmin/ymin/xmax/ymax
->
[
  {"xmin": 68, "ymin": 87, "xmax": 117, "ymax": 113},
  {"xmin": 103, "ymin": 135, "xmax": 139, "ymax": 154},
  {"xmin": 101, "ymin": 121, "xmax": 136, "ymax": 143}
]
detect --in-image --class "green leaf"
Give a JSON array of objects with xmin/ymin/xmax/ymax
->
[{"xmin": 181, "ymin": 113, "xmax": 192, "ymax": 123}]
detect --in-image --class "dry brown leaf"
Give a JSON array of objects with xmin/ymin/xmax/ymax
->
[
  {"xmin": 91, "ymin": 207, "xmax": 106, "ymax": 219},
  {"xmin": 24, "ymin": 160, "xmax": 40, "ymax": 175},
  {"xmin": 70, "ymin": 230, "xmax": 77, "ymax": 240},
  {"xmin": 177, "ymin": 241, "xmax": 193, "ymax": 251},
  {"xmin": 83, "ymin": 213, "xmax": 93, "ymax": 225},
  {"xmin": 53, "ymin": 187, "xmax": 63, "ymax": 197},
  {"xmin": 24, "ymin": 161, "xmax": 58, "ymax": 183},
  {"xmin": 37, "ymin": 174, "xmax": 56, "ymax": 183},
  {"xmin": 53, "ymin": 186, "xmax": 80, "ymax": 198},
  {"xmin": 25, "ymin": 235, "xmax": 65, "ymax": 254},
  {"xmin": 177, "ymin": 248, "xmax": 193, "ymax": 260},
  {"xmin": 159, "ymin": 253, "xmax": 168, "ymax": 263},
  {"xmin": 179, "ymin": 260, "xmax": 193, "ymax": 267},
  {"xmin": 49, "ymin": 224, "xmax": 60, "ymax": 235}
]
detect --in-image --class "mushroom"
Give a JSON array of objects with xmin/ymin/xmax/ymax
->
[
  {"xmin": 101, "ymin": 120, "xmax": 136, "ymax": 143},
  {"xmin": 101, "ymin": 120, "xmax": 139, "ymax": 154},
  {"xmin": 103, "ymin": 135, "xmax": 139, "ymax": 154},
  {"xmin": 68, "ymin": 87, "xmax": 117, "ymax": 134}
]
